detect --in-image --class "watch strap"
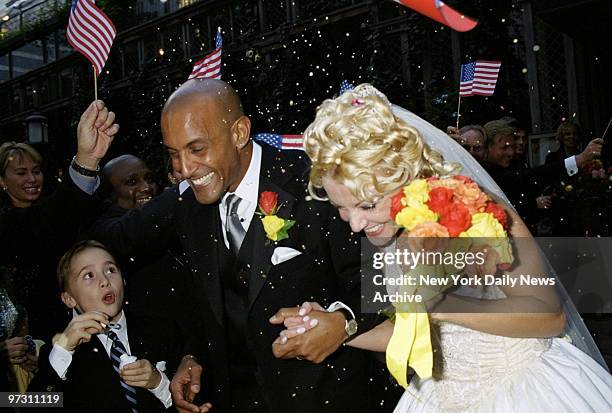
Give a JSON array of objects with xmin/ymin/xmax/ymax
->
[{"xmin": 71, "ymin": 156, "xmax": 100, "ymax": 177}]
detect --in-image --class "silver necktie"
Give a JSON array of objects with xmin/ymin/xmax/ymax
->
[{"xmin": 225, "ymin": 194, "xmax": 246, "ymax": 255}]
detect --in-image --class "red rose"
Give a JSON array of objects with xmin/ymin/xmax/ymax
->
[
  {"xmin": 426, "ymin": 187, "xmax": 454, "ymax": 215},
  {"xmin": 259, "ymin": 191, "xmax": 278, "ymax": 215},
  {"xmin": 390, "ymin": 190, "xmax": 405, "ymax": 220},
  {"xmin": 484, "ymin": 202, "xmax": 508, "ymax": 229},
  {"xmin": 453, "ymin": 175, "xmax": 473, "ymax": 184},
  {"xmin": 439, "ymin": 201, "xmax": 471, "ymax": 236}
]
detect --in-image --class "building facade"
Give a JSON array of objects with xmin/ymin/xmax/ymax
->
[{"xmin": 0, "ymin": 0, "xmax": 609, "ymax": 171}]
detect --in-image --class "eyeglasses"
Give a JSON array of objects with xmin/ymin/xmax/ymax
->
[{"xmin": 461, "ymin": 144, "xmax": 483, "ymax": 152}]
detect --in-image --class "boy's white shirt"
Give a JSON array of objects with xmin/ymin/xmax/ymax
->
[{"xmin": 49, "ymin": 311, "xmax": 172, "ymax": 408}]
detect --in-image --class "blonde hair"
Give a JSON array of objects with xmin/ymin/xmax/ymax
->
[
  {"xmin": 556, "ymin": 121, "xmax": 579, "ymax": 142},
  {"xmin": 304, "ymin": 84, "xmax": 455, "ymax": 203},
  {"xmin": 483, "ymin": 120, "xmax": 514, "ymax": 148},
  {"xmin": 0, "ymin": 141, "xmax": 42, "ymax": 177}
]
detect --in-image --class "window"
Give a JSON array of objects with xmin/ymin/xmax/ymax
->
[
  {"xmin": 0, "ymin": 54, "xmax": 10, "ymax": 82},
  {"xmin": 12, "ymin": 41, "xmax": 44, "ymax": 78}
]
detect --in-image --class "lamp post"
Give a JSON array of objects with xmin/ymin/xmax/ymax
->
[{"xmin": 25, "ymin": 114, "xmax": 48, "ymax": 144}]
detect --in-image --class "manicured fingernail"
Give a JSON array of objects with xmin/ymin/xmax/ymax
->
[
  {"xmin": 269, "ymin": 315, "xmax": 277, "ymax": 322},
  {"xmin": 303, "ymin": 316, "xmax": 310, "ymax": 322},
  {"xmin": 280, "ymin": 336, "xmax": 287, "ymax": 344},
  {"xmin": 298, "ymin": 308, "xmax": 306, "ymax": 316},
  {"xmin": 310, "ymin": 319, "xmax": 319, "ymax": 327},
  {"xmin": 297, "ymin": 327, "xmax": 306, "ymax": 334}
]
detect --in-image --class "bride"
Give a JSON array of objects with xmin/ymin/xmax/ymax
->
[{"xmin": 279, "ymin": 84, "xmax": 612, "ymax": 412}]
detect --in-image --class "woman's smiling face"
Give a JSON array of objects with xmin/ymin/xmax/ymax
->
[{"xmin": 322, "ymin": 175, "xmax": 398, "ymax": 246}]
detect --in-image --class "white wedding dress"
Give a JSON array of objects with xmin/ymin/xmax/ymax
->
[{"xmin": 393, "ymin": 286, "xmax": 612, "ymax": 412}]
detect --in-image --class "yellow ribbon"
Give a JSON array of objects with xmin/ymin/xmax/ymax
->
[{"xmin": 385, "ymin": 311, "xmax": 433, "ymax": 388}]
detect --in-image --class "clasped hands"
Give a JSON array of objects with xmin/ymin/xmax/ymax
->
[
  {"xmin": 269, "ymin": 302, "xmax": 348, "ymax": 363},
  {"xmin": 168, "ymin": 303, "xmax": 348, "ymax": 412}
]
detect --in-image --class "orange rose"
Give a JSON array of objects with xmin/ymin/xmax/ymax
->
[
  {"xmin": 454, "ymin": 182, "xmax": 488, "ymax": 214},
  {"xmin": 453, "ymin": 175, "xmax": 473, "ymax": 184},
  {"xmin": 428, "ymin": 178, "xmax": 462, "ymax": 191},
  {"xmin": 400, "ymin": 221, "xmax": 450, "ymax": 253}
]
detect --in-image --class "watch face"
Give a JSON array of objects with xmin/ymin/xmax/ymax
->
[{"xmin": 346, "ymin": 319, "xmax": 358, "ymax": 336}]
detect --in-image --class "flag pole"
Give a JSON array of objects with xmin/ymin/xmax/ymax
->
[
  {"xmin": 456, "ymin": 95, "xmax": 462, "ymax": 130},
  {"xmin": 602, "ymin": 116, "xmax": 612, "ymax": 143},
  {"xmin": 93, "ymin": 67, "xmax": 98, "ymax": 101}
]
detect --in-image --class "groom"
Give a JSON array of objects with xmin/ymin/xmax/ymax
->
[{"xmin": 93, "ymin": 79, "xmax": 399, "ymax": 412}]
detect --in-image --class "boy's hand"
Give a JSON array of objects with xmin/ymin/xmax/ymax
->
[
  {"xmin": 120, "ymin": 359, "xmax": 161, "ymax": 389},
  {"xmin": 52, "ymin": 312, "xmax": 108, "ymax": 352}
]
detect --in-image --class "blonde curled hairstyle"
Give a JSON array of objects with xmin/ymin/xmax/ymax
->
[{"xmin": 304, "ymin": 84, "xmax": 455, "ymax": 203}]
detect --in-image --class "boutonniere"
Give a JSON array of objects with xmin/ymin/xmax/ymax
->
[{"xmin": 257, "ymin": 191, "xmax": 295, "ymax": 242}]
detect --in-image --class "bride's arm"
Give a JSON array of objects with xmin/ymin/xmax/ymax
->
[
  {"xmin": 345, "ymin": 320, "xmax": 394, "ymax": 352},
  {"xmin": 430, "ymin": 205, "xmax": 565, "ymax": 338}
]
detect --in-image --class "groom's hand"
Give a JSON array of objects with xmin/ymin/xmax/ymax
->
[
  {"xmin": 272, "ymin": 310, "xmax": 347, "ymax": 363},
  {"xmin": 170, "ymin": 355, "xmax": 212, "ymax": 413}
]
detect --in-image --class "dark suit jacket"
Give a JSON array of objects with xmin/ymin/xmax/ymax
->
[
  {"xmin": 100, "ymin": 204, "xmax": 206, "ymax": 353},
  {"xmin": 28, "ymin": 313, "xmax": 183, "ymax": 413},
  {"xmin": 93, "ymin": 144, "xmax": 400, "ymax": 412}
]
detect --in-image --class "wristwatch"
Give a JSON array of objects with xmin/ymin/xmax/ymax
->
[
  {"xmin": 71, "ymin": 156, "xmax": 100, "ymax": 177},
  {"xmin": 336, "ymin": 308, "xmax": 358, "ymax": 338}
]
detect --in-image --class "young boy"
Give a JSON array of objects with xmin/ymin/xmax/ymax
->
[{"xmin": 28, "ymin": 240, "xmax": 184, "ymax": 412}]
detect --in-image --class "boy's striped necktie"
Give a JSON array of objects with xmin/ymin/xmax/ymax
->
[{"xmin": 106, "ymin": 330, "xmax": 139, "ymax": 413}]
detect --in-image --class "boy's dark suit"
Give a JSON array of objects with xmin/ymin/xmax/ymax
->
[
  {"xmin": 93, "ymin": 144, "xmax": 401, "ymax": 412},
  {"xmin": 28, "ymin": 314, "xmax": 183, "ymax": 413}
]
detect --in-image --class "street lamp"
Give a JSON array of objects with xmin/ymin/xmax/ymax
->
[{"xmin": 25, "ymin": 114, "xmax": 48, "ymax": 144}]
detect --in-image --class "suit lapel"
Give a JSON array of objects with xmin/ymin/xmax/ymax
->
[
  {"xmin": 246, "ymin": 177, "xmax": 296, "ymax": 305},
  {"xmin": 178, "ymin": 189, "xmax": 225, "ymax": 326}
]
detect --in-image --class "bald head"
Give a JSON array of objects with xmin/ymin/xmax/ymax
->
[
  {"xmin": 160, "ymin": 79, "xmax": 253, "ymax": 204},
  {"xmin": 163, "ymin": 79, "xmax": 243, "ymax": 122},
  {"xmin": 102, "ymin": 154, "xmax": 142, "ymax": 180},
  {"xmin": 102, "ymin": 154, "xmax": 157, "ymax": 210}
]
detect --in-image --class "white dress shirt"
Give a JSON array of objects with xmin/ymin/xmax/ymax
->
[
  {"xmin": 49, "ymin": 311, "xmax": 172, "ymax": 408},
  {"xmin": 564, "ymin": 155, "xmax": 579, "ymax": 176}
]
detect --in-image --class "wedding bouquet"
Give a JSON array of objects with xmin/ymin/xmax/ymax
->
[{"xmin": 385, "ymin": 175, "xmax": 514, "ymax": 387}]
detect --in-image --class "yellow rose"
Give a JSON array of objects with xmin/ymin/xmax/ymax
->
[
  {"xmin": 402, "ymin": 179, "xmax": 430, "ymax": 207},
  {"xmin": 395, "ymin": 204, "xmax": 438, "ymax": 230},
  {"xmin": 459, "ymin": 212, "xmax": 513, "ymax": 264},
  {"xmin": 262, "ymin": 215, "xmax": 286, "ymax": 241},
  {"xmin": 460, "ymin": 212, "xmax": 507, "ymax": 238}
]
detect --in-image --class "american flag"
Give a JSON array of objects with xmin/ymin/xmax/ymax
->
[
  {"xmin": 253, "ymin": 133, "xmax": 304, "ymax": 151},
  {"xmin": 339, "ymin": 80, "xmax": 354, "ymax": 94},
  {"xmin": 189, "ymin": 28, "xmax": 223, "ymax": 80},
  {"xmin": 459, "ymin": 61, "xmax": 501, "ymax": 97},
  {"xmin": 67, "ymin": 0, "xmax": 116, "ymax": 76}
]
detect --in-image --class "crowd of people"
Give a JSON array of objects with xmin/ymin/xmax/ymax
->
[
  {"xmin": 447, "ymin": 118, "xmax": 608, "ymax": 236},
  {"xmin": 0, "ymin": 80, "xmax": 610, "ymax": 412}
]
